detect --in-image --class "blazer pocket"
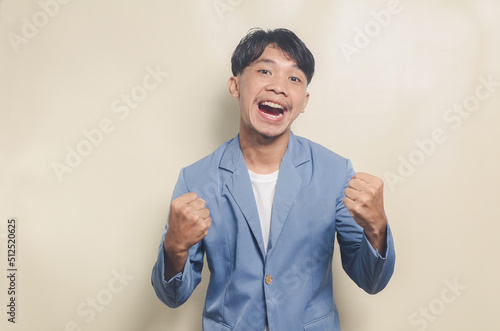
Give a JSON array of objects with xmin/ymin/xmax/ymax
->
[
  {"xmin": 303, "ymin": 310, "xmax": 335, "ymax": 331},
  {"xmin": 203, "ymin": 317, "xmax": 232, "ymax": 331}
]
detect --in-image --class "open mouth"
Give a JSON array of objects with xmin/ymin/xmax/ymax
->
[{"xmin": 258, "ymin": 101, "xmax": 286, "ymax": 118}]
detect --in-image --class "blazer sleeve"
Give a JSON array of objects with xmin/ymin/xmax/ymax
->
[
  {"xmin": 151, "ymin": 168, "xmax": 205, "ymax": 307},
  {"xmin": 335, "ymin": 159, "xmax": 396, "ymax": 294}
]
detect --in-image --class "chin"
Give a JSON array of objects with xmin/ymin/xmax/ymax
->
[{"xmin": 255, "ymin": 128, "xmax": 289, "ymax": 140}]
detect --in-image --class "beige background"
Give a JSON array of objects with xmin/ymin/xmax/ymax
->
[{"xmin": 1, "ymin": 0, "xmax": 499, "ymax": 330}]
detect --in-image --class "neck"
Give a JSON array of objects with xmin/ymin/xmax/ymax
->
[{"xmin": 239, "ymin": 129, "xmax": 290, "ymax": 174}]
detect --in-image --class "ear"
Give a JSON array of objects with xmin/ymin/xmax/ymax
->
[
  {"xmin": 301, "ymin": 92, "xmax": 310, "ymax": 113},
  {"xmin": 228, "ymin": 76, "xmax": 240, "ymax": 98}
]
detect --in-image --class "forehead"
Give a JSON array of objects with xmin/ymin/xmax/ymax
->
[{"xmin": 252, "ymin": 45, "xmax": 299, "ymax": 68}]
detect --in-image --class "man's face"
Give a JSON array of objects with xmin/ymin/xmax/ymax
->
[{"xmin": 228, "ymin": 45, "xmax": 310, "ymax": 141}]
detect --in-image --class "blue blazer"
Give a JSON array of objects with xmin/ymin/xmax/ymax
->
[{"xmin": 152, "ymin": 132, "xmax": 395, "ymax": 330}]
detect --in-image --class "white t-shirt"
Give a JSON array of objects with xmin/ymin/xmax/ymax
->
[{"xmin": 248, "ymin": 169, "xmax": 279, "ymax": 254}]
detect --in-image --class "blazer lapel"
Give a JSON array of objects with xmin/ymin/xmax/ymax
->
[
  {"xmin": 218, "ymin": 133, "xmax": 311, "ymax": 258},
  {"xmin": 219, "ymin": 135, "xmax": 266, "ymax": 258},
  {"xmin": 268, "ymin": 132, "xmax": 310, "ymax": 253}
]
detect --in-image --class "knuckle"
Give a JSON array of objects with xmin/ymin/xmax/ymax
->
[
  {"xmin": 361, "ymin": 196, "xmax": 371, "ymax": 206},
  {"xmin": 182, "ymin": 204, "xmax": 192, "ymax": 215},
  {"xmin": 191, "ymin": 213, "xmax": 202, "ymax": 222},
  {"xmin": 171, "ymin": 198, "xmax": 181, "ymax": 209},
  {"xmin": 186, "ymin": 192, "xmax": 198, "ymax": 199},
  {"xmin": 195, "ymin": 199, "xmax": 206, "ymax": 209}
]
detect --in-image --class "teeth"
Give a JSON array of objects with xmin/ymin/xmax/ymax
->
[
  {"xmin": 267, "ymin": 112, "xmax": 283, "ymax": 118},
  {"xmin": 260, "ymin": 101, "xmax": 284, "ymax": 110}
]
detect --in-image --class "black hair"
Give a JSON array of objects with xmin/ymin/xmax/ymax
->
[{"xmin": 231, "ymin": 28, "xmax": 315, "ymax": 84}]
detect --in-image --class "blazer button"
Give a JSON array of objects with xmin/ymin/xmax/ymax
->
[{"xmin": 265, "ymin": 274, "xmax": 272, "ymax": 285}]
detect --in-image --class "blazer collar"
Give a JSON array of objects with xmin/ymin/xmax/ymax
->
[
  {"xmin": 219, "ymin": 132, "xmax": 310, "ymax": 173},
  {"xmin": 219, "ymin": 132, "xmax": 311, "ymax": 258}
]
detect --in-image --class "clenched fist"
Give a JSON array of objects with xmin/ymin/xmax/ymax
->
[
  {"xmin": 343, "ymin": 172, "xmax": 387, "ymax": 254},
  {"xmin": 163, "ymin": 192, "xmax": 212, "ymax": 280}
]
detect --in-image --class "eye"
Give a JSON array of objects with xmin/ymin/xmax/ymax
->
[
  {"xmin": 290, "ymin": 76, "xmax": 302, "ymax": 83},
  {"xmin": 258, "ymin": 69, "xmax": 270, "ymax": 75}
]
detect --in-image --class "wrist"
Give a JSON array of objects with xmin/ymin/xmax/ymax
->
[
  {"xmin": 164, "ymin": 241, "xmax": 188, "ymax": 259},
  {"xmin": 365, "ymin": 227, "xmax": 386, "ymax": 239},
  {"xmin": 364, "ymin": 216, "xmax": 387, "ymax": 236},
  {"xmin": 163, "ymin": 241, "xmax": 189, "ymax": 281},
  {"xmin": 364, "ymin": 225, "xmax": 387, "ymax": 256}
]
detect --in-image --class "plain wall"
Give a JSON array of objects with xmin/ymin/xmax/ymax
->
[{"xmin": 1, "ymin": 0, "xmax": 499, "ymax": 330}]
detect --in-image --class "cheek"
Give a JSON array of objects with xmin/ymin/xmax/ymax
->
[
  {"xmin": 296, "ymin": 94, "xmax": 309, "ymax": 109},
  {"xmin": 238, "ymin": 97, "xmax": 254, "ymax": 121}
]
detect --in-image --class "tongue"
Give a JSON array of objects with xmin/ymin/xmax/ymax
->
[{"xmin": 260, "ymin": 104, "xmax": 282, "ymax": 116}]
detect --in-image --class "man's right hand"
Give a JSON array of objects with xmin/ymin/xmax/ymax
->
[{"xmin": 163, "ymin": 192, "xmax": 212, "ymax": 281}]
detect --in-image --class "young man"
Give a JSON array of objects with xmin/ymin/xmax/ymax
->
[{"xmin": 152, "ymin": 28, "xmax": 395, "ymax": 330}]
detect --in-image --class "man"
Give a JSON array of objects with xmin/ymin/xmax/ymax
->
[{"xmin": 152, "ymin": 28, "xmax": 395, "ymax": 330}]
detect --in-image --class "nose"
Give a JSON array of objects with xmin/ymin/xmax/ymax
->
[{"xmin": 265, "ymin": 74, "xmax": 289, "ymax": 96}]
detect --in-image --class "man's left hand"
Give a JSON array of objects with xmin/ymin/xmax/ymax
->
[{"xmin": 343, "ymin": 172, "xmax": 387, "ymax": 254}]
